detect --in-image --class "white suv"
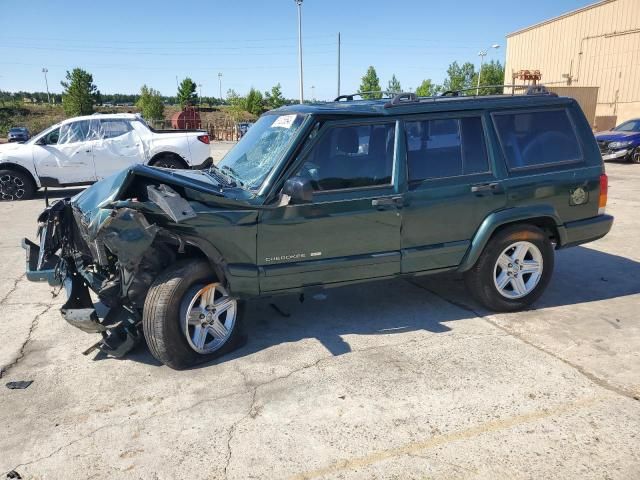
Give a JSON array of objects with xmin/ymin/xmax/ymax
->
[{"xmin": 0, "ymin": 113, "xmax": 212, "ymax": 200}]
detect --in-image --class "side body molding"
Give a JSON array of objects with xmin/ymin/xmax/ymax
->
[{"xmin": 456, "ymin": 205, "xmax": 566, "ymax": 272}]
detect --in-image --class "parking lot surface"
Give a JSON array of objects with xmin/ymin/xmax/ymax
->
[{"xmin": 0, "ymin": 158, "xmax": 638, "ymax": 479}]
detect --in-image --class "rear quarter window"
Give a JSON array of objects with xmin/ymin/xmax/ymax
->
[{"xmin": 492, "ymin": 109, "xmax": 583, "ymax": 171}]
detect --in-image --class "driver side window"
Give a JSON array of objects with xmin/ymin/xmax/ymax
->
[
  {"xmin": 43, "ymin": 128, "xmax": 60, "ymax": 145},
  {"xmin": 296, "ymin": 122, "xmax": 395, "ymax": 191},
  {"xmin": 58, "ymin": 120, "xmax": 90, "ymax": 145}
]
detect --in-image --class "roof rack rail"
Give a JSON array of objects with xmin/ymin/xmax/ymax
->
[
  {"xmin": 383, "ymin": 92, "xmax": 418, "ymax": 108},
  {"xmin": 383, "ymin": 84, "xmax": 556, "ymax": 108},
  {"xmin": 333, "ymin": 91, "xmax": 394, "ymax": 102}
]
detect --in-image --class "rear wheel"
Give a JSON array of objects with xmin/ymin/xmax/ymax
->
[
  {"xmin": 143, "ymin": 259, "xmax": 243, "ymax": 369},
  {"xmin": 0, "ymin": 169, "xmax": 36, "ymax": 201},
  {"xmin": 464, "ymin": 225, "xmax": 554, "ymax": 312}
]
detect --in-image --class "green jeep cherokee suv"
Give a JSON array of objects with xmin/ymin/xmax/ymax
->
[{"xmin": 24, "ymin": 88, "xmax": 613, "ymax": 369}]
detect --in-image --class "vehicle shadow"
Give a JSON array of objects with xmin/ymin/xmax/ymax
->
[{"xmin": 122, "ymin": 245, "xmax": 640, "ymax": 369}]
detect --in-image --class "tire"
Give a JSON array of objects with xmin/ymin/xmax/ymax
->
[
  {"xmin": 0, "ymin": 169, "xmax": 36, "ymax": 201},
  {"xmin": 631, "ymin": 147, "xmax": 640, "ymax": 164},
  {"xmin": 150, "ymin": 154, "xmax": 187, "ymax": 169},
  {"xmin": 463, "ymin": 224, "xmax": 554, "ymax": 312},
  {"xmin": 143, "ymin": 259, "xmax": 244, "ymax": 369}
]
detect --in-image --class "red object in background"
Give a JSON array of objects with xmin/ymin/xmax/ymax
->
[{"xmin": 171, "ymin": 107, "xmax": 202, "ymax": 129}]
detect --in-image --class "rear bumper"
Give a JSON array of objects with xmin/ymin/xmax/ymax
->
[
  {"xmin": 560, "ymin": 214, "xmax": 614, "ymax": 248},
  {"xmin": 22, "ymin": 238, "xmax": 61, "ymax": 285}
]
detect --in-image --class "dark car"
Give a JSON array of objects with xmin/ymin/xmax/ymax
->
[
  {"xmin": 595, "ymin": 118, "xmax": 640, "ymax": 163},
  {"xmin": 24, "ymin": 87, "xmax": 613, "ymax": 369},
  {"xmin": 7, "ymin": 127, "xmax": 29, "ymax": 143}
]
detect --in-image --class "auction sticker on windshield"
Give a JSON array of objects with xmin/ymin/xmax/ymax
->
[{"xmin": 272, "ymin": 114, "xmax": 298, "ymax": 129}]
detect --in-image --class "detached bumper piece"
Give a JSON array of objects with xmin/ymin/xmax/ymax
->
[
  {"xmin": 22, "ymin": 238, "xmax": 61, "ymax": 286},
  {"xmin": 61, "ymin": 272, "xmax": 142, "ymax": 358}
]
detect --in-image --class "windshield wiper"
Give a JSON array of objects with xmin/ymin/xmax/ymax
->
[
  {"xmin": 221, "ymin": 165, "xmax": 246, "ymax": 187},
  {"xmin": 207, "ymin": 164, "xmax": 236, "ymax": 187}
]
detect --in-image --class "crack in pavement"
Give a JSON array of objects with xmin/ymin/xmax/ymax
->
[
  {"xmin": 4, "ymin": 319, "xmax": 512, "ymax": 477},
  {"xmin": 0, "ymin": 303, "xmax": 52, "ymax": 379},
  {"xmin": 405, "ymin": 279, "xmax": 640, "ymax": 402},
  {"xmin": 0, "ymin": 273, "xmax": 25, "ymax": 305},
  {"xmin": 4, "ymin": 334, "xmax": 454, "ymax": 477}
]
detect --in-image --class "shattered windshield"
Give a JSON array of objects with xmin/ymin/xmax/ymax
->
[{"xmin": 217, "ymin": 113, "xmax": 307, "ymax": 189}]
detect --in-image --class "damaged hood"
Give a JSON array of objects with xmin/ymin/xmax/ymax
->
[{"xmin": 72, "ymin": 164, "xmax": 245, "ymax": 212}]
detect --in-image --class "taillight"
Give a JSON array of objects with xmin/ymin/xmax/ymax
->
[
  {"xmin": 197, "ymin": 134, "xmax": 210, "ymax": 145},
  {"xmin": 598, "ymin": 173, "xmax": 608, "ymax": 214}
]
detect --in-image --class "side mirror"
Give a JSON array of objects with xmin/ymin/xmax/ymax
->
[{"xmin": 282, "ymin": 176, "xmax": 313, "ymax": 204}]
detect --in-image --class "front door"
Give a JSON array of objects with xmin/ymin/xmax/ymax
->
[
  {"xmin": 93, "ymin": 118, "xmax": 146, "ymax": 180},
  {"xmin": 33, "ymin": 120, "xmax": 97, "ymax": 185},
  {"xmin": 258, "ymin": 120, "xmax": 402, "ymax": 293},
  {"xmin": 401, "ymin": 114, "xmax": 506, "ymax": 273}
]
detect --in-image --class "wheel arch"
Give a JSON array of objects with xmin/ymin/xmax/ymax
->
[
  {"xmin": 148, "ymin": 151, "xmax": 189, "ymax": 168},
  {"xmin": 0, "ymin": 162, "xmax": 40, "ymax": 188},
  {"xmin": 457, "ymin": 206, "xmax": 565, "ymax": 272}
]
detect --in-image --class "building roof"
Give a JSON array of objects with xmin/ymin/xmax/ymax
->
[{"xmin": 506, "ymin": 0, "xmax": 615, "ymax": 38}]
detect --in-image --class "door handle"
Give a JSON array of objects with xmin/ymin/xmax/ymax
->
[
  {"xmin": 372, "ymin": 196, "xmax": 404, "ymax": 208},
  {"xmin": 471, "ymin": 182, "xmax": 500, "ymax": 193}
]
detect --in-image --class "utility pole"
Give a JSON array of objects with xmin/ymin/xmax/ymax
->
[
  {"xmin": 337, "ymin": 32, "xmax": 341, "ymax": 98},
  {"xmin": 42, "ymin": 68, "xmax": 50, "ymax": 104},
  {"xmin": 198, "ymin": 83, "xmax": 202, "ymax": 106},
  {"xmin": 476, "ymin": 44, "xmax": 500, "ymax": 95},
  {"xmin": 218, "ymin": 72, "xmax": 223, "ymax": 101},
  {"xmin": 311, "ymin": 85, "xmax": 315, "ymax": 101},
  {"xmin": 295, "ymin": 0, "xmax": 304, "ymax": 104}
]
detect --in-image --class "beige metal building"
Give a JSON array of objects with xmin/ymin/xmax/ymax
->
[{"xmin": 504, "ymin": 0, "xmax": 640, "ymax": 130}]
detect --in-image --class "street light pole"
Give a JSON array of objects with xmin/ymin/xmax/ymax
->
[
  {"xmin": 476, "ymin": 44, "xmax": 500, "ymax": 95},
  {"xmin": 218, "ymin": 73, "xmax": 223, "ymax": 102},
  {"xmin": 42, "ymin": 68, "xmax": 50, "ymax": 104},
  {"xmin": 198, "ymin": 83, "xmax": 202, "ymax": 106},
  {"xmin": 295, "ymin": 0, "xmax": 304, "ymax": 104}
]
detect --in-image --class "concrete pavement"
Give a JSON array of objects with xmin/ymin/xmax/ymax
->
[{"xmin": 0, "ymin": 159, "xmax": 638, "ymax": 479}]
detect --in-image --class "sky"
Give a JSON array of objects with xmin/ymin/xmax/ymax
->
[{"xmin": 0, "ymin": 0, "xmax": 592, "ymax": 101}]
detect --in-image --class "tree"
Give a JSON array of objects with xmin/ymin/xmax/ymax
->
[
  {"xmin": 264, "ymin": 83, "xmax": 286, "ymax": 110},
  {"xmin": 136, "ymin": 85, "xmax": 165, "ymax": 120},
  {"xmin": 387, "ymin": 74, "xmax": 402, "ymax": 94},
  {"xmin": 415, "ymin": 79, "xmax": 441, "ymax": 97},
  {"xmin": 359, "ymin": 66, "xmax": 382, "ymax": 99},
  {"xmin": 443, "ymin": 61, "xmax": 476, "ymax": 93},
  {"xmin": 475, "ymin": 60, "xmax": 505, "ymax": 95},
  {"xmin": 60, "ymin": 68, "xmax": 97, "ymax": 116},
  {"xmin": 244, "ymin": 88, "xmax": 264, "ymax": 116},
  {"xmin": 177, "ymin": 77, "xmax": 198, "ymax": 107}
]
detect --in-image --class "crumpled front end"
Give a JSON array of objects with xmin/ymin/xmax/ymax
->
[{"xmin": 23, "ymin": 165, "xmax": 230, "ymax": 358}]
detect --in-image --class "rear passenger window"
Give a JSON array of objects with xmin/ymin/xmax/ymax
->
[
  {"xmin": 493, "ymin": 110, "xmax": 582, "ymax": 170},
  {"xmin": 100, "ymin": 120, "xmax": 132, "ymax": 139},
  {"xmin": 406, "ymin": 117, "xmax": 489, "ymax": 182}
]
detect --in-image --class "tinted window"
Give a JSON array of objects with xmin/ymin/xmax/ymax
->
[
  {"xmin": 100, "ymin": 119, "xmax": 132, "ymax": 139},
  {"xmin": 58, "ymin": 121, "xmax": 90, "ymax": 144},
  {"xmin": 297, "ymin": 123, "xmax": 395, "ymax": 191},
  {"xmin": 493, "ymin": 110, "xmax": 582, "ymax": 170},
  {"xmin": 406, "ymin": 117, "xmax": 489, "ymax": 182}
]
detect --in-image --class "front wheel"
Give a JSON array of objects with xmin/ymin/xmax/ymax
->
[
  {"xmin": 464, "ymin": 225, "xmax": 554, "ymax": 312},
  {"xmin": 631, "ymin": 147, "xmax": 640, "ymax": 164},
  {"xmin": 0, "ymin": 169, "xmax": 36, "ymax": 200},
  {"xmin": 143, "ymin": 259, "xmax": 244, "ymax": 369}
]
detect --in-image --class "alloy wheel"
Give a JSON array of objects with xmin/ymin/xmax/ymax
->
[
  {"xmin": 182, "ymin": 283, "xmax": 237, "ymax": 354},
  {"xmin": 0, "ymin": 173, "xmax": 26, "ymax": 200},
  {"xmin": 493, "ymin": 241, "xmax": 544, "ymax": 299}
]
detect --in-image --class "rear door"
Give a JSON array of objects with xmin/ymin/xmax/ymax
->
[
  {"xmin": 401, "ymin": 113, "xmax": 506, "ymax": 273},
  {"xmin": 258, "ymin": 119, "xmax": 402, "ymax": 293},
  {"xmin": 92, "ymin": 119, "xmax": 146, "ymax": 180}
]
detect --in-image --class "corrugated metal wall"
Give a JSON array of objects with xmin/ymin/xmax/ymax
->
[{"xmin": 504, "ymin": 0, "xmax": 640, "ymax": 127}]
